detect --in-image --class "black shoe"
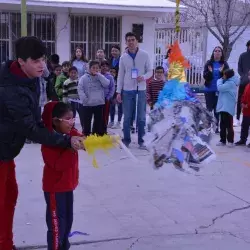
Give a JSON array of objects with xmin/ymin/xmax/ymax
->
[
  {"xmin": 247, "ymin": 143, "xmax": 250, "ymax": 148},
  {"xmin": 121, "ymin": 139, "xmax": 129, "ymax": 148},
  {"xmin": 235, "ymin": 140, "xmax": 246, "ymax": 146},
  {"xmin": 25, "ymin": 139, "xmax": 32, "ymax": 144},
  {"xmin": 131, "ymin": 126, "xmax": 135, "ymax": 134},
  {"xmin": 215, "ymin": 128, "xmax": 219, "ymax": 134}
]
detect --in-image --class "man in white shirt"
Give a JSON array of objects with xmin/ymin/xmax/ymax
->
[{"xmin": 117, "ymin": 32, "xmax": 153, "ymax": 149}]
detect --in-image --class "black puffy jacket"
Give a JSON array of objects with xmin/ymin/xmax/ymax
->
[
  {"xmin": 0, "ymin": 61, "xmax": 71, "ymax": 161},
  {"xmin": 203, "ymin": 60, "xmax": 229, "ymax": 88}
]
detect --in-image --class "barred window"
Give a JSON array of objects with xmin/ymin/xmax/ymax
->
[
  {"xmin": 70, "ymin": 15, "xmax": 121, "ymax": 61},
  {"xmin": 0, "ymin": 13, "xmax": 10, "ymax": 63},
  {"xmin": 0, "ymin": 12, "xmax": 56, "ymax": 63}
]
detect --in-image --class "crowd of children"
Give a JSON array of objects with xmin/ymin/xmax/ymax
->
[{"xmin": 44, "ymin": 47, "xmax": 120, "ymax": 137}]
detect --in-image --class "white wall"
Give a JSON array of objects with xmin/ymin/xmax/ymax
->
[
  {"xmin": 56, "ymin": 12, "xmax": 70, "ymax": 62},
  {"xmin": 121, "ymin": 16, "xmax": 155, "ymax": 66},
  {"xmin": 206, "ymin": 27, "xmax": 250, "ymax": 74},
  {"xmin": 56, "ymin": 13, "xmax": 156, "ymax": 65}
]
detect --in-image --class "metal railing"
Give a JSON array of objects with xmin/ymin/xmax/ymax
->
[{"xmin": 154, "ymin": 27, "xmax": 206, "ymax": 85}]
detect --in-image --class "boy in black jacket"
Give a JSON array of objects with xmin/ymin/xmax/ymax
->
[{"xmin": 0, "ymin": 36, "xmax": 83, "ymax": 250}]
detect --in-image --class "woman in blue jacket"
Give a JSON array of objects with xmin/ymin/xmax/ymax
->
[{"xmin": 203, "ymin": 46, "xmax": 229, "ymax": 133}]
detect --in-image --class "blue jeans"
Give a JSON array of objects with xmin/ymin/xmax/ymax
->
[
  {"xmin": 70, "ymin": 102, "xmax": 84, "ymax": 132},
  {"xmin": 110, "ymin": 100, "xmax": 123, "ymax": 122},
  {"xmin": 122, "ymin": 90, "xmax": 146, "ymax": 145}
]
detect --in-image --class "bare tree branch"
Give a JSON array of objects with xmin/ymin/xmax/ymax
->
[
  {"xmin": 180, "ymin": 0, "xmax": 250, "ymax": 59},
  {"xmin": 229, "ymin": 12, "xmax": 250, "ymax": 37},
  {"xmin": 231, "ymin": 25, "xmax": 249, "ymax": 45}
]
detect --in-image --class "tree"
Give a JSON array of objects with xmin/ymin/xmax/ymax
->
[{"xmin": 180, "ymin": 0, "xmax": 250, "ymax": 60}]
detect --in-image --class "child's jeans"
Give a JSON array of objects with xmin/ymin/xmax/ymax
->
[
  {"xmin": 240, "ymin": 116, "xmax": 250, "ymax": 142},
  {"xmin": 70, "ymin": 101, "xmax": 85, "ymax": 132},
  {"xmin": 44, "ymin": 191, "xmax": 73, "ymax": 250},
  {"xmin": 103, "ymin": 100, "xmax": 110, "ymax": 134},
  {"xmin": 109, "ymin": 99, "xmax": 123, "ymax": 123},
  {"xmin": 219, "ymin": 112, "xmax": 234, "ymax": 143}
]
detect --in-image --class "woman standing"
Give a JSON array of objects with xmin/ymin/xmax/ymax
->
[
  {"xmin": 203, "ymin": 46, "xmax": 229, "ymax": 133},
  {"xmin": 71, "ymin": 47, "xmax": 88, "ymax": 78},
  {"xmin": 162, "ymin": 49, "xmax": 171, "ymax": 79}
]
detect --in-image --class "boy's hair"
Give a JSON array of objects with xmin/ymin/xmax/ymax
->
[
  {"xmin": 100, "ymin": 60, "xmax": 110, "ymax": 67},
  {"xmin": 223, "ymin": 69, "xmax": 235, "ymax": 79},
  {"xmin": 111, "ymin": 44, "xmax": 120, "ymax": 51},
  {"xmin": 52, "ymin": 102, "xmax": 72, "ymax": 119},
  {"xmin": 125, "ymin": 32, "xmax": 137, "ymax": 41},
  {"xmin": 155, "ymin": 66, "xmax": 164, "ymax": 72},
  {"xmin": 49, "ymin": 54, "xmax": 60, "ymax": 64},
  {"xmin": 62, "ymin": 61, "xmax": 70, "ymax": 67},
  {"xmin": 89, "ymin": 60, "xmax": 100, "ymax": 68},
  {"xmin": 97, "ymin": 48, "xmax": 105, "ymax": 53},
  {"xmin": 69, "ymin": 66, "xmax": 78, "ymax": 73},
  {"xmin": 15, "ymin": 36, "xmax": 46, "ymax": 61},
  {"xmin": 54, "ymin": 64, "xmax": 62, "ymax": 70}
]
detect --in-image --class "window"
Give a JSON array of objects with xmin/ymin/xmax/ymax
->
[
  {"xmin": 32, "ymin": 13, "xmax": 56, "ymax": 56},
  {"xmin": 70, "ymin": 15, "xmax": 121, "ymax": 61},
  {"xmin": 0, "ymin": 12, "xmax": 56, "ymax": 63},
  {"xmin": 0, "ymin": 13, "xmax": 10, "ymax": 63}
]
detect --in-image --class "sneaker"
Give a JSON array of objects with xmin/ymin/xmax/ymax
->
[
  {"xmin": 233, "ymin": 120, "xmax": 241, "ymax": 127},
  {"xmin": 227, "ymin": 143, "xmax": 234, "ymax": 148},
  {"xmin": 139, "ymin": 144, "xmax": 148, "ymax": 150},
  {"xmin": 215, "ymin": 128, "xmax": 220, "ymax": 134},
  {"xmin": 112, "ymin": 122, "xmax": 121, "ymax": 129},
  {"xmin": 25, "ymin": 139, "xmax": 32, "ymax": 144},
  {"xmin": 216, "ymin": 142, "xmax": 226, "ymax": 146},
  {"xmin": 107, "ymin": 122, "xmax": 114, "ymax": 128},
  {"xmin": 235, "ymin": 140, "xmax": 246, "ymax": 146},
  {"xmin": 121, "ymin": 139, "xmax": 129, "ymax": 148}
]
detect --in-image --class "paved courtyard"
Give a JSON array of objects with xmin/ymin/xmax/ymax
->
[{"xmin": 13, "ymin": 123, "xmax": 250, "ymax": 250}]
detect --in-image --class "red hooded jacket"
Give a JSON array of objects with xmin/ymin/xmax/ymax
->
[
  {"xmin": 241, "ymin": 83, "xmax": 250, "ymax": 116},
  {"xmin": 41, "ymin": 101, "xmax": 81, "ymax": 192}
]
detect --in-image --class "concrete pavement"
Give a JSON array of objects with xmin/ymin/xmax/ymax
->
[{"xmin": 13, "ymin": 124, "xmax": 250, "ymax": 249}]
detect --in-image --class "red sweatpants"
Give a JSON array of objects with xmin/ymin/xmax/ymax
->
[
  {"xmin": 103, "ymin": 100, "xmax": 110, "ymax": 126},
  {"xmin": 102, "ymin": 100, "xmax": 110, "ymax": 134},
  {"xmin": 0, "ymin": 161, "xmax": 18, "ymax": 250}
]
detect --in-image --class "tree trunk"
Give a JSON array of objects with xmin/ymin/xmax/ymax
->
[{"xmin": 222, "ymin": 37, "xmax": 232, "ymax": 61}]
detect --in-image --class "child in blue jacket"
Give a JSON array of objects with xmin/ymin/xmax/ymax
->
[{"xmin": 216, "ymin": 69, "xmax": 238, "ymax": 147}]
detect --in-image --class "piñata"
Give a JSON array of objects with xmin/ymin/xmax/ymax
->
[{"xmin": 145, "ymin": 41, "xmax": 216, "ymax": 171}]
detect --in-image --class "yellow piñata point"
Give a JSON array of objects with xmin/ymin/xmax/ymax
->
[{"xmin": 82, "ymin": 134, "xmax": 119, "ymax": 168}]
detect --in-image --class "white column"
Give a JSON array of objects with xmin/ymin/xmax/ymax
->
[
  {"xmin": 56, "ymin": 12, "xmax": 70, "ymax": 62},
  {"xmin": 121, "ymin": 15, "xmax": 155, "ymax": 65}
]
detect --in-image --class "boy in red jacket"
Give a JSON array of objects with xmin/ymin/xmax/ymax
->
[
  {"xmin": 41, "ymin": 102, "xmax": 82, "ymax": 250},
  {"xmin": 235, "ymin": 72, "xmax": 250, "ymax": 147}
]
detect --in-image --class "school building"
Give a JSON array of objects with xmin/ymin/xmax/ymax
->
[{"xmin": 0, "ymin": 0, "xmax": 177, "ymax": 64}]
